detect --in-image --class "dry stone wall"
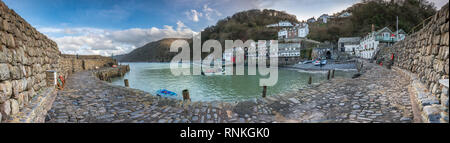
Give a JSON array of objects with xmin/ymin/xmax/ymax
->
[
  {"xmin": 0, "ymin": 0, "xmax": 118, "ymax": 122},
  {"xmin": 0, "ymin": 0, "xmax": 60, "ymax": 122},
  {"xmin": 378, "ymin": 3, "xmax": 449, "ymax": 123}
]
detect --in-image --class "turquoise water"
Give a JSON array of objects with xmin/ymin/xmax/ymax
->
[{"xmin": 110, "ymin": 63, "xmax": 356, "ymax": 102}]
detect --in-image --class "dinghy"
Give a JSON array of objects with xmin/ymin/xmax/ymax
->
[{"xmin": 156, "ymin": 89, "xmax": 177, "ymax": 97}]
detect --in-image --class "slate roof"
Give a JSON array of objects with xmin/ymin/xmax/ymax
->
[{"xmin": 338, "ymin": 37, "xmax": 361, "ymax": 44}]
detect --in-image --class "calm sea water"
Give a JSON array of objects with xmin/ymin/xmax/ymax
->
[{"xmin": 110, "ymin": 63, "xmax": 356, "ymax": 102}]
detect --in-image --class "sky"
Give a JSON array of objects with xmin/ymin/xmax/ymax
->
[{"xmin": 3, "ymin": 0, "xmax": 448, "ymax": 56}]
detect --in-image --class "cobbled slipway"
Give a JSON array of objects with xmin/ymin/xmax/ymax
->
[{"xmin": 47, "ymin": 61, "xmax": 413, "ymax": 123}]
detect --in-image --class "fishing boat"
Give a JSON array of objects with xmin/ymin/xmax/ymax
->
[
  {"xmin": 156, "ymin": 89, "xmax": 177, "ymax": 97},
  {"xmin": 202, "ymin": 67, "xmax": 225, "ymax": 76},
  {"xmin": 313, "ymin": 60, "xmax": 321, "ymax": 66},
  {"xmin": 314, "ymin": 59, "xmax": 327, "ymax": 66}
]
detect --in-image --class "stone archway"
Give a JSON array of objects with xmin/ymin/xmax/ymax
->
[{"xmin": 326, "ymin": 51, "xmax": 332, "ymax": 59}]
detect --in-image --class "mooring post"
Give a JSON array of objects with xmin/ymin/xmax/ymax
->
[
  {"xmin": 124, "ymin": 79, "xmax": 129, "ymax": 87},
  {"xmin": 183, "ymin": 89, "xmax": 191, "ymax": 101},
  {"xmin": 331, "ymin": 70, "xmax": 335, "ymax": 78},
  {"xmin": 308, "ymin": 76, "xmax": 312, "ymax": 85},
  {"xmin": 327, "ymin": 70, "xmax": 331, "ymax": 80},
  {"xmin": 262, "ymin": 86, "xmax": 267, "ymax": 98}
]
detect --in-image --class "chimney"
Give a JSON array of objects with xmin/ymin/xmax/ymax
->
[{"xmin": 371, "ymin": 24, "xmax": 375, "ymax": 32}]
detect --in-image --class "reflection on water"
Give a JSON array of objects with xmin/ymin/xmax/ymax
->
[{"xmin": 111, "ymin": 63, "xmax": 356, "ymax": 102}]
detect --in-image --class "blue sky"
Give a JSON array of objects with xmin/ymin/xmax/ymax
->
[{"xmin": 3, "ymin": 0, "xmax": 447, "ymax": 56}]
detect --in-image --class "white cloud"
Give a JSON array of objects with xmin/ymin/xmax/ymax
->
[
  {"xmin": 203, "ymin": 4, "xmax": 222, "ymax": 21},
  {"xmin": 38, "ymin": 27, "xmax": 106, "ymax": 35},
  {"xmin": 173, "ymin": 0, "xmax": 362, "ymax": 21},
  {"xmin": 185, "ymin": 4, "xmax": 223, "ymax": 22},
  {"xmin": 427, "ymin": 0, "xmax": 448, "ymax": 9},
  {"xmin": 186, "ymin": 9, "xmax": 203, "ymax": 22},
  {"xmin": 39, "ymin": 21, "xmax": 196, "ymax": 56}
]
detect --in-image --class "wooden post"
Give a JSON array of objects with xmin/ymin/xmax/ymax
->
[
  {"xmin": 262, "ymin": 86, "xmax": 267, "ymax": 98},
  {"xmin": 308, "ymin": 76, "xmax": 312, "ymax": 85},
  {"xmin": 327, "ymin": 70, "xmax": 331, "ymax": 80},
  {"xmin": 124, "ymin": 79, "xmax": 129, "ymax": 87},
  {"xmin": 331, "ymin": 70, "xmax": 335, "ymax": 78},
  {"xmin": 183, "ymin": 89, "xmax": 191, "ymax": 101}
]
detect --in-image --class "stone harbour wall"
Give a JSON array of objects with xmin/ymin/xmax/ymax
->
[
  {"xmin": 94, "ymin": 65, "xmax": 130, "ymax": 82},
  {"xmin": 0, "ymin": 0, "xmax": 60, "ymax": 122},
  {"xmin": 59, "ymin": 54, "xmax": 117, "ymax": 79},
  {"xmin": 378, "ymin": 3, "xmax": 449, "ymax": 123},
  {"xmin": 0, "ymin": 0, "xmax": 119, "ymax": 123}
]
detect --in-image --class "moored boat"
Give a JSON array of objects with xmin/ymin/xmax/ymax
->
[{"xmin": 156, "ymin": 89, "xmax": 177, "ymax": 97}]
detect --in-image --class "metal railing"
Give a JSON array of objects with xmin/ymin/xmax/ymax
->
[{"xmin": 409, "ymin": 15, "xmax": 433, "ymax": 34}]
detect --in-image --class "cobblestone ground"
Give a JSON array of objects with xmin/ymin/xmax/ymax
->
[{"xmin": 47, "ymin": 61, "xmax": 413, "ymax": 123}]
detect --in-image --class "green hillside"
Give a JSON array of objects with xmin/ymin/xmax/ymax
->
[{"xmin": 307, "ymin": 0, "xmax": 437, "ymax": 42}]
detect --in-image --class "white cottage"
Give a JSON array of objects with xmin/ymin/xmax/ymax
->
[
  {"xmin": 338, "ymin": 37, "xmax": 361, "ymax": 55},
  {"xmin": 338, "ymin": 12, "xmax": 352, "ymax": 18},
  {"xmin": 357, "ymin": 27, "xmax": 399, "ymax": 59},
  {"xmin": 318, "ymin": 14, "xmax": 329, "ymax": 23},
  {"xmin": 307, "ymin": 17, "xmax": 316, "ymax": 23},
  {"xmin": 296, "ymin": 23, "xmax": 309, "ymax": 38}
]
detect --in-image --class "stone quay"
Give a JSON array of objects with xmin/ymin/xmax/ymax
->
[{"xmin": 47, "ymin": 61, "xmax": 414, "ymax": 123}]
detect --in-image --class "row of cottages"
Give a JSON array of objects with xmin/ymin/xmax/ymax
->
[
  {"xmin": 267, "ymin": 21, "xmax": 310, "ymax": 39},
  {"xmin": 227, "ymin": 40, "xmax": 302, "ymax": 65},
  {"xmin": 357, "ymin": 27, "xmax": 406, "ymax": 59},
  {"xmin": 309, "ymin": 12, "xmax": 352, "ymax": 24},
  {"xmin": 338, "ymin": 26, "xmax": 407, "ymax": 59},
  {"xmin": 267, "ymin": 21, "xmax": 308, "ymax": 64}
]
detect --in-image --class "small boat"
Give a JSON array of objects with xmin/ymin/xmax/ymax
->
[
  {"xmin": 202, "ymin": 67, "xmax": 225, "ymax": 76},
  {"xmin": 301, "ymin": 60, "xmax": 313, "ymax": 64},
  {"xmin": 156, "ymin": 89, "xmax": 177, "ymax": 97},
  {"xmin": 314, "ymin": 60, "xmax": 327, "ymax": 66},
  {"xmin": 313, "ymin": 60, "xmax": 321, "ymax": 66}
]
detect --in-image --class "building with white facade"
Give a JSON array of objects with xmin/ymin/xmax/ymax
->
[
  {"xmin": 338, "ymin": 12, "xmax": 352, "ymax": 18},
  {"xmin": 278, "ymin": 29, "xmax": 288, "ymax": 39},
  {"xmin": 269, "ymin": 21, "xmax": 309, "ymax": 39},
  {"xmin": 223, "ymin": 47, "xmax": 245, "ymax": 63},
  {"xmin": 247, "ymin": 41, "xmax": 270, "ymax": 59},
  {"xmin": 318, "ymin": 14, "xmax": 329, "ymax": 23},
  {"xmin": 278, "ymin": 42, "xmax": 301, "ymax": 57},
  {"xmin": 286, "ymin": 23, "xmax": 309, "ymax": 38},
  {"xmin": 277, "ymin": 41, "xmax": 302, "ymax": 65},
  {"xmin": 307, "ymin": 17, "xmax": 316, "ymax": 23},
  {"xmin": 266, "ymin": 21, "xmax": 294, "ymax": 28},
  {"xmin": 338, "ymin": 37, "xmax": 361, "ymax": 55},
  {"xmin": 396, "ymin": 29, "xmax": 407, "ymax": 41},
  {"xmin": 357, "ymin": 27, "xmax": 406, "ymax": 59},
  {"xmin": 295, "ymin": 23, "xmax": 309, "ymax": 38}
]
